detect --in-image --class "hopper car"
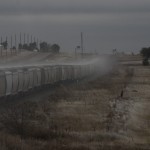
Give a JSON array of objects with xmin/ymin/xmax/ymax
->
[{"xmin": 0, "ymin": 62, "xmax": 96, "ymax": 98}]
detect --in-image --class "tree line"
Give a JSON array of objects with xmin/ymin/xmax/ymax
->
[
  {"xmin": 0, "ymin": 41, "xmax": 60, "ymax": 53},
  {"xmin": 140, "ymin": 47, "xmax": 150, "ymax": 65}
]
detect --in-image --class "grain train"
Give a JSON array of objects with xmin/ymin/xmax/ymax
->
[{"xmin": 0, "ymin": 61, "xmax": 98, "ymax": 98}]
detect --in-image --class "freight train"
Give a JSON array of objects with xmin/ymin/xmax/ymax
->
[{"xmin": 0, "ymin": 61, "xmax": 98, "ymax": 98}]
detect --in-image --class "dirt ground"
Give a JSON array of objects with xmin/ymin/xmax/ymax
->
[
  {"xmin": 0, "ymin": 54, "xmax": 149, "ymax": 150},
  {"xmin": 0, "ymin": 50, "xmax": 98, "ymax": 68}
]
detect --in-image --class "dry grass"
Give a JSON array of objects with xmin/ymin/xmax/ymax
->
[{"xmin": 0, "ymin": 65, "xmax": 149, "ymax": 150}]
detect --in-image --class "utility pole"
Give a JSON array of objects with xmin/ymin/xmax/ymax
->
[
  {"xmin": 6, "ymin": 36, "xmax": 7, "ymax": 57},
  {"xmin": 15, "ymin": 34, "xmax": 17, "ymax": 54},
  {"xmin": 11, "ymin": 35, "xmax": 12, "ymax": 55},
  {"xmin": 0, "ymin": 37, "xmax": 2, "ymax": 56},
  {"xmin": 20, "ymin": 32, "xmax": 22, "ymax": 44},
  {"xmin": 39, "ymin": 40, "xmax": 42, "ymax": 51},
  {"xmin": 81, "ymin": 32, "xmax": 84, "ymax": 57},
  {"xmin": 27, "ymin": 34, "xmax": 29, "ymax": 45},
  {"xmin": 37, "ymin": 38, "xmax": 39, "ymax": 50},
  {"xmin": 31, "ymin": 35, "xmax": 32, "ymax": 43},
  {"xmin": 20, "ymin": 32, "xmax": 22, "ymax": 52},
  {"xmin": 24, "ymin": 33, "xmax": 25, "ymax": 45}
]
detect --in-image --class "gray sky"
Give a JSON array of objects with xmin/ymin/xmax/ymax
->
[{"xmin": 0, "ymin": 0, "xmax": 150, "ymax": 54}]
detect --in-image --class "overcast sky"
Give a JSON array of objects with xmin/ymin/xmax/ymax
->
[{"xmin": 0, "ymin": 0, "xmax": 150, "ymax": 54}]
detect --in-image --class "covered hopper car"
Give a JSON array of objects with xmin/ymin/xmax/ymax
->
[{"xmin": 0, "ymin": 62, "xmax": 97, "ymax": 98}]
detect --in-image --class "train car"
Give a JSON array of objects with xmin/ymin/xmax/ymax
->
[
  {"xmin": 78, "ymin": 65, "xmax": 83, "ymax": 79},
  {"xmin": 67, "ymin": 65, "xmax": 73, "ymax": 80},
  {"xmin": 0, "ymin": 71, "xmax": 6, "ymax": 97},
  {"xmin": 33, "ymin": 68, "xmax": 38, "ymax": 87},
  {"xmin": 47, "ymin": 66, "xmax": 51, "ymax": 84},
  {"xmin": 55, "ymin": 65, "xmax": 62, "ymax": 82},
  {"xmin": 12, "ymin": 70, "xmax": 19, "ymax": 95},
  {"xmin": 37, "ymin": 68, "xmax": 42, "ymax": 86},
  {"xmin": 61, "ymin": 65, "xmax": 67, "ymax": 81},
  {"xmin": 28, "ymin": 68, "xmax": 34, "ymax": 90},
  {"xmin": 57, "ymin": 65, "xmax": 63, "ymax": 81},
  {"xmin": 47, "ymin": 66, "xmax": 54, "ymax": 84},
  {"xmin": 51, "ymin": 66, "xmax": 57, "ymax": 83},
  {"xmin": 23, "ymin": 68, "xmax": 30, "ymax": 92},
  {"xmin": 18, "ymin": 69, "xmax": 24, "ymax": 92},
  {"xmin": 65, "ymin": 65, "xmax": 71, "ymax": 81},
  {"xmin": 67, "ymin": 65, "xmax": 71, "ymax": 80},
  {"xmin": 41, "ymin": 68, "xmax": 45, "ymax": 85},
  {"xmin": 0, "ymin": 60, "xmax": 98, "ymax": 98},
  {"xmin": 45, "ymin": 67, "xmax": 49, "ymax": 84},
  {"xmin": 71, "ymin": 65, "xmax": 75, "ymax": 80},
  {"xmin": 74, "ymin": 65, "xmax": 80, "ymax": 80},
  {"xmin": 75, "ymin": 65, "xmax": 80, "ymax": 79},
  {"xmin": 41, "ymin": 67, "xmax": 49, "ymax": 85},
  {"xmin": 33, "ymin": 67, "xmax": 41, "ymax": 87},
  {"xmin": 80, "ymin": 65, "xmax": 84, "ymax": 79},
  {"xmin": 72, "ymin": 65, "xmax": 75, "ymax": 79},
  {"xmin": 5, "ymin": 71, "xmax": 13, "ymax": 96},
  {"xmin": 85, "ymin": 65, "xmax": 89, "ymax": 77}
]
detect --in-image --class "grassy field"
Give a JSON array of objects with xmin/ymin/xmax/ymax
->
[{"xmin": 0, "ymin": 59, "xmax": 149, "ymax": 150}]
